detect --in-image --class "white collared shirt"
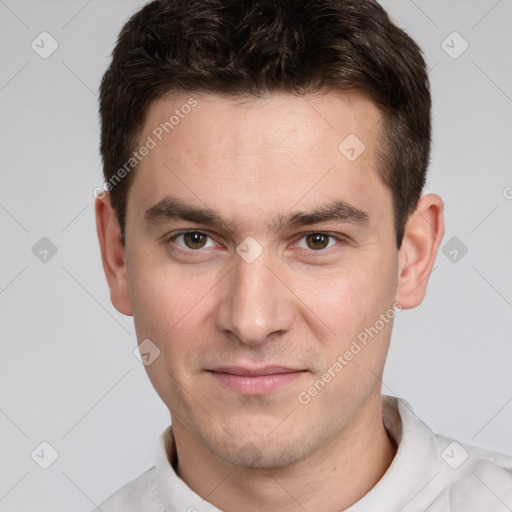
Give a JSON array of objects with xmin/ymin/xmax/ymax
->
[{"xmin": 95, "ymin": 395, "xmax": 512, "ymax": 511}]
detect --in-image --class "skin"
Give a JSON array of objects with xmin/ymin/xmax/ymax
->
[{"xmin": 96, "ymin": 91, "xmax": 444, "ymax": 511}]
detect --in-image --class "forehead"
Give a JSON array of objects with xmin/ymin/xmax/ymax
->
[
  {"xmin": 143, "ymin": 90, "xmax": 381, "ymax": 162},
  {"xmin": 128, "ymin": 91, "xmax": 391, "ymax": 230}
]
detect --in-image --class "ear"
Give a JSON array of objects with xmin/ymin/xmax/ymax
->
[
  {"xmin": 395, "ymin": 194, "xmax": 444, "ymax": 309},
  {"xmin": 95, "ymin": 194, "xmax": 133, "ymax": 316}
]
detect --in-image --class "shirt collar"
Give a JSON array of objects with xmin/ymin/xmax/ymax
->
[
  {"xmin": 154, "ymin": 425, "xmax": 221, "ymax": 511},
  {"xmin": 346, "ymin": 395, "xmax": 442, "ymax": 511}
]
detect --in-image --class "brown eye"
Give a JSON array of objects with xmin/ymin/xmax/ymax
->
[
  {"xmin": 183, "ymin": 231, "xmax": 208, "ymax": 249},
  {"xmin": 306, "ymin": 233, "xmax": 330, "ymax": 250}
]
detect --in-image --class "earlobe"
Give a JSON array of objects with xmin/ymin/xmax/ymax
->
[
  {"xmin": 95, "ymin": 194, "xmax": 133, "ymax": 316},
  {"xmin": 395, "ymin": 194, "xmax": 445, "ymax": 309}
]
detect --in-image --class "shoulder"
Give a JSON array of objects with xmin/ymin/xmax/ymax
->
[
  {"xmin": 382, "ymin": 396, "xmax": 512, "ymax": 511},
  {"xmin": 92, "ymin": 466, "xmax": 165, "ymax": 512},
  {"xmin": 434, "ymin": 435, "xmax": 512, "ymax": 509}
]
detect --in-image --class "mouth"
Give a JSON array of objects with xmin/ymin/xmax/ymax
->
[{"xmin": 207, "ymin": 366, "xmax": 307, "ymax": 395}]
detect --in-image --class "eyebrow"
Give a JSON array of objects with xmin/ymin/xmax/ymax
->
[{"xmin": 144, "ymin": 196, "xmax": 370, "ymax": 232}]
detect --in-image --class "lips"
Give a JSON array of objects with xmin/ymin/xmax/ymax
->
[
  {"xmin": 212, "ymin": 366, "xmax": 301, "ymax": 376},
  {"xmin": 207, "ymin": 366, "xmax": 306, "ymax": 395}
]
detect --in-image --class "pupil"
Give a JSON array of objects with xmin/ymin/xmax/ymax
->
[
  {"xmin": 186, "ymin": 232, "xmax": 206, "ymax": 248},
  {"xmin": 308, "ymin": 233, "xmax": 328, "ymax": 250}
]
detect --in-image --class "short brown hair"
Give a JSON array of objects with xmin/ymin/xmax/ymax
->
[{"xmin": 99, "ymin": 0, "xmax": 431, "ymax": 246}]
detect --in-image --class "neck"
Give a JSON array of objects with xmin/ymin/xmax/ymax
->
[{"xmin": 172, "ymin": 392, "xmax": 396, "ymax": 512}]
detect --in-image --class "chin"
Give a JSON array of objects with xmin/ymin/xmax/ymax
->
[{"xmin": 207, "ymin": 429, "xmax": 318, "ymax": 470}]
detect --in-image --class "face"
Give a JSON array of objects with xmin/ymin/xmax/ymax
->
[{"xmin": 120, "ymin": 91, "xmax": 402, "ymax": 468}]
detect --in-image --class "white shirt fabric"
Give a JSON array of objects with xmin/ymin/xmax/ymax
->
[{"xmin": 95, "ymin": 395, "xmax": 512, "ymax": 511}]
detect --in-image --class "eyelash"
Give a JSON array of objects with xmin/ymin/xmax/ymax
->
[{"xmin": 165, "ymin": 230, "xmax": 347, "ymax": 254}]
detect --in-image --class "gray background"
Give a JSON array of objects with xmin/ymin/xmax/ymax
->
[{"xmin": 1, "ymin": 0, "xmax": 511, "ymax": 510}]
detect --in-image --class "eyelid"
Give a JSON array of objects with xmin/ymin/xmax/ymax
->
[
  {"xmin": 164, "ymin": 229, "xmax": 348, "ymax": 253},
  {"xmin": 291, "ymin": 231, "xmax": 348, "ymax": 249},
  {"xmin": 166, "ymin": 229, "xmax": 219, "ymax": 250}
]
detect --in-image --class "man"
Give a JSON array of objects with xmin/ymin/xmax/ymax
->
[{"xmin": 94, "ymin": 0, "xmax": 512, "ymax": 510}]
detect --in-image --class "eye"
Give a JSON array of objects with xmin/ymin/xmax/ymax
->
[
  {"xmin": 172, "ymin": 231, "xmax": 217, "ymax": 250},
  {"xmin": 295, "ymin": 233, "xmax": 338, "ymax": 251}
]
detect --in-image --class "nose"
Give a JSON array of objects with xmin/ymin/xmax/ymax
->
[{"xmin": 215, "ymin": 251, "xmax": 295, "ymax": 346}]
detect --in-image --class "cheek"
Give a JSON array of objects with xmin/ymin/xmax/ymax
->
[
  {"xmin": 127, "ymin": 262, "xmax": 209, "ymax": 410},
  {"xmin": 289, "ymin": 249, "xmax": 398, "ymax": 381},
  {"xmin": 127, "ymin": 250, "xmax": 201, "ymax": 335},
  {"xmin": 296, "ymin": 254, "xmax": 396, "ymax": 328},
  {"xmin": 297, "ymin": 268, "xmax": 397, "ymax": 408},
  {"xmin": 127, "ymin": 257, "xmax": 214, "ymax": 371}
]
